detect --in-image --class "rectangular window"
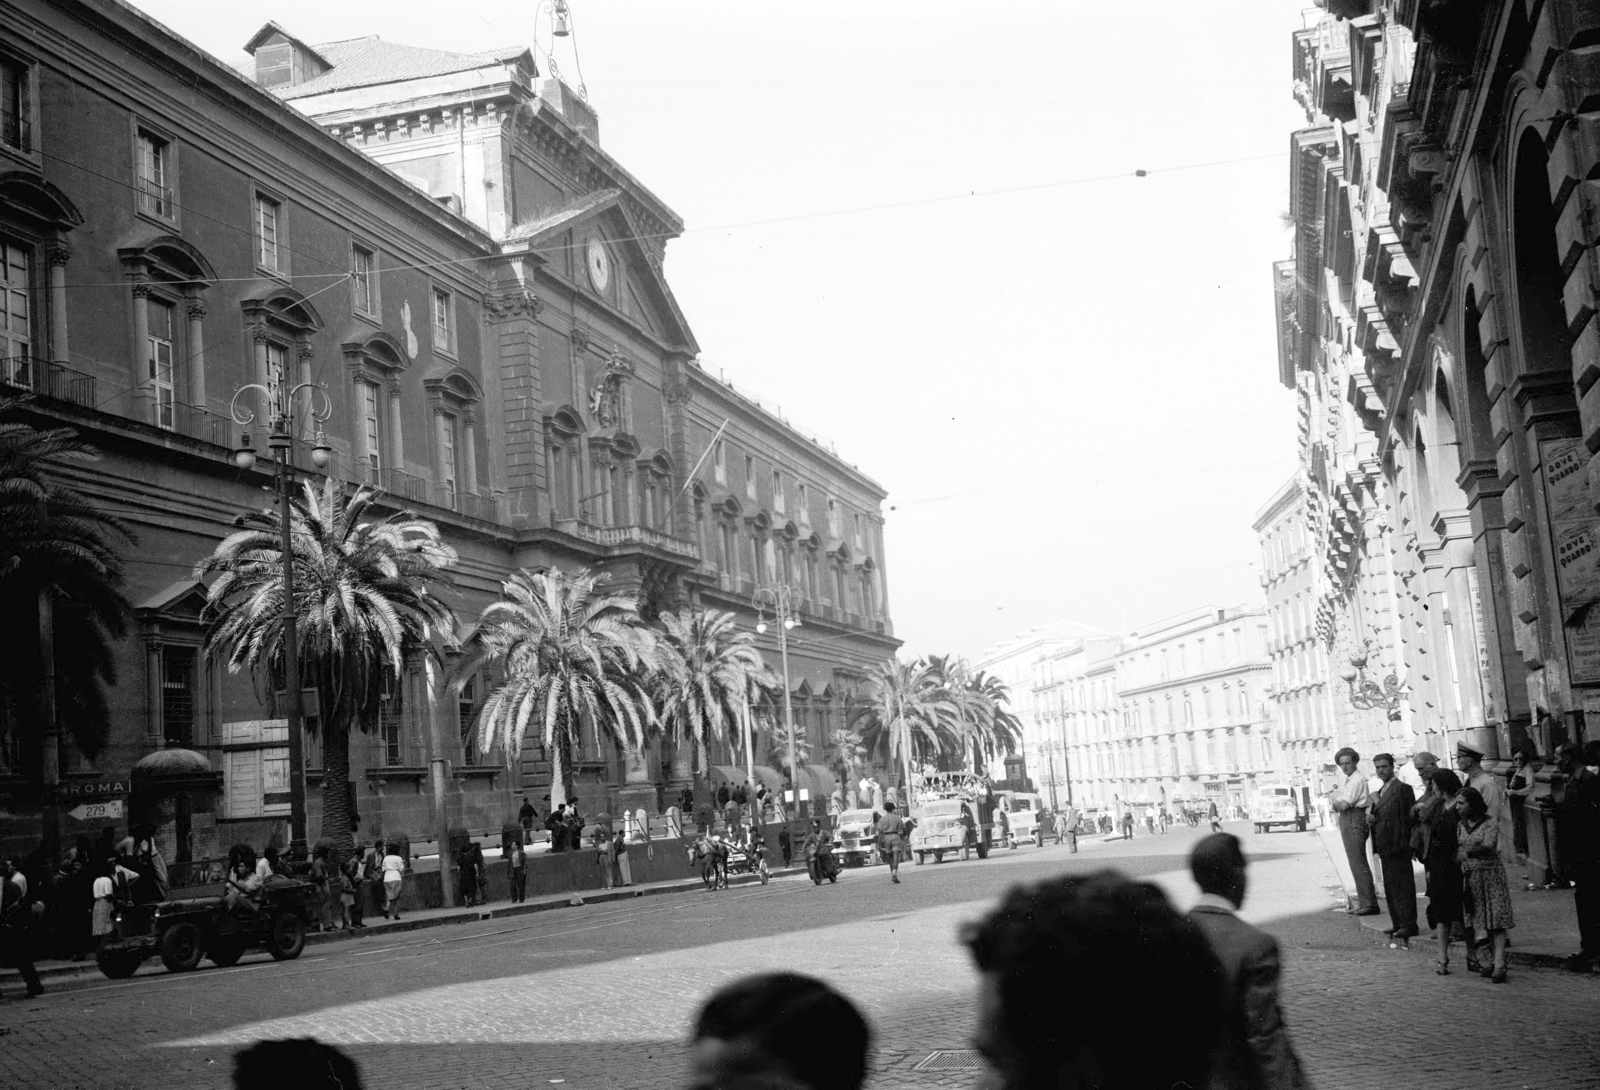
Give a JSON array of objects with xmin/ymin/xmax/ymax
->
[
  {"xmin": 361, "ymin": 381, "xmax": 382, "ymax": 472},
  {"xmin": 162, "ymin": 647, "xmax": 196, "ymax": 747},
  {"xmin": 137, "ymin": 131, "xmax": 172, "ymax": 218},
  {"xmin": 432, "ymin": 288, "xmax": 453, "ymax": 352},
  {"xmin": 147, "ymin": 298, "xmax": 176, "ymax": 429},
  {"xmin": 853, "ymin": 512, "xmax": 863, "ymax": 549},
  {"xmin": 744, "ymin": 454, "xmax": 756, "ymax": 500},
  {"xmin": 379, "ymin": 674, "xmax": 403, "ymax": 766},
  {"xmin": 352, "ymin": 245, "xmax": 376, "ymax": 315},
  {"xmin": 440, "ymin": 413, "xmax": 459, "ymax": 507},
  {"xmin": 459, "ymin": 675, "xmax": 478, "ymax": 766},
  {"xmin": 713, "ymin": 439, "xmax": 727, "ymax": 485},
  {"xmin": 255, "ymin": 194, "xmax": 281, "ymax": 271},
  {"xmin": 826, "ymin": 497, "xmax": 839, "ymax": 536},
  {"xmin": 773, "ymin": 470, "xmax": 785, "ymax": 514},
  {"xmin": 1, "ymin": 239, "xmax": 31, "ymax": 378},
  {"xmin": 798, "ymin": 483, "xmax": 810, "ymax": 526},
  {"xmin": 1, "ymin": 57, "xmax": 29, "ymax": 152}
]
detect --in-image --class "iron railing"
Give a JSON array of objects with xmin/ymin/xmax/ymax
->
[{"xmin": 1, "ymin": 356, "xmax": 97, "ymax": 408}]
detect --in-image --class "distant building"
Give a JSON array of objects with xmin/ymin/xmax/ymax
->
[
  {"xmin": 972, "ymin": 623, "xmax": 1074, "ymax": 784},
  {"xmin": 1253, "ymin": 478, "xmax": 1339, "ymax": 796},
  {"xmin": 1031, "ymin": 638, "xmax": 1121, "ymax": 813},
  {"xmin": 1111, "ymin": 607, "xmax": 1273, "ymax": 817}
]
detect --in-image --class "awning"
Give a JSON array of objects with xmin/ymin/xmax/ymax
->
[
  {"xmin": 793, "ymin": 766, "xmax": 837, "ymax": 800},
  {"xmin": 709, "ymin": 765, "xmax": 751, "ymax": 787},
  {"xmin": 131, "ymin": 748, "xmax": 222, "ymax": 790}
]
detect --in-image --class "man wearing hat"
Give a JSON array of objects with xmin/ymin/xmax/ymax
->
[
  {"xmin": 1555, "ymin": 741, "xmax": 1600, "ymax": 972},
  {"xmin": 1456, "ymin": 742, "xmax": 1514, "ymax": 866},
  {"xmin": 1328, "ymin": 747, "xmax": 1379, "ymax": 915}
]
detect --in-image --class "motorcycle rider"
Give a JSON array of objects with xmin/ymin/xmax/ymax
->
[{"xmin": 804, "ymin": 820, "xmax": 836, "ymax": 885}]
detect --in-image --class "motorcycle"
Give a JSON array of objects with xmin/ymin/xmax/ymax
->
[{"xmin": 810, "ymin": 842, "xmax": 840, "ymax": 885}]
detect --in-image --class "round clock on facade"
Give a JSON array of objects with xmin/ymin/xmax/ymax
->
[{"xmin": 585, "ymin": 236, "xmax": 611, "ymax": 293}]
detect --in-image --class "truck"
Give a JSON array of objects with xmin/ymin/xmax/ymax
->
[
  {"xmin": 910, "ymin": 787, "xmax": 1000, "ymax": 864},
  {"xmin": 1252, "ymin": 783, "xmax": 1307, "ymax": 833},
  {"xmin": 996, "ymin": 791, "xmax": 1047, "ymax": 847},
  {"xmin": 833, "ymin": 808, "xmax": 882, "ymax": 866}
]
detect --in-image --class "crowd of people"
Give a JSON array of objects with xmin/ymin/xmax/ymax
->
[
  {"xmin": 225, "ymin": 834, "xmax": 1307, "ymax": 1090},
  {"xmin": 1328, "ymin": 739, "xmax": 1600, "ymax": 979}
]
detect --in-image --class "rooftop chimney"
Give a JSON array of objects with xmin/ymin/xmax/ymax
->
[{"xmin": 538, "ymin": 78, "xmax": 599, "ymax": 146}]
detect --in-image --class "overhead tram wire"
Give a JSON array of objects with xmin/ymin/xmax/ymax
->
[{"xmin": 43, "ymin": 148, "xmax": 1289, "ymax": 291}]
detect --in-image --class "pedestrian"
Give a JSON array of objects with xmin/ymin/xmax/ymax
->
[
  {"xmin": 717, "ymin": 782, "xmax": 731, "ymax": 810},
  {"xmin": 1208, "ymin": 799, "xmax": 1222, "ymax": 833},
  {"xmin": 1455, "ymin": 742, "xmax": 1514, "ymax": 864},
  {"xmin": 509, "ymin": 836, "xmax": 527, "ymax": 903},
  {"xmin": 565, "ymin": 803, "xmax": 584, "ymax": 851},
  {"xmin": 1370, "ymin": 752, "xmax": 1418, "ymax": 943},
  {"xmin": 381, "ymin": 843, "xmax": 405, "ymax": 920},
  {"xmin": 0, "ymin": 855, "xmax": 44, "ymax": 999},
  {"xmin": 519, "ymin": 796, "xmax": 537, "ymax": 844},
  {"xmin": 1456, "ymin": 786, "xmax": 1514, "ymax": 982},
  {"xmin": 1506, "ymin": 745, "xmax": 1536, "ymax": 864},
  {"xmin": 1186, "ymin": 833, "xmax": 1310, "ymax": 1090},
  {"xmin": 614, "ymin": 829, "xmax": 633, "ymax": 887},
  {"xmin": 309, "ymin": 844, "xmax": 334, "ymax": 931},
  {"xmin": 134, "ymin": 834, "xmax": 169, "ymax": 901},
  {"xmin": 679, "ymin": 786, "xmax": 695, "ymax": 816},
  {"xmin": 1146, "ymin": 811, "xmax": 1156, "ymax": 836},
  {"xmin": 547, "ymin": 803, "xmax": 567, "ymax": 852},
  {"xmin": 878, "ymin": 802, "xmax": 907, "ymax": 884},
  {"xmin": 1416, "ymin": 769, "xmax": 1465, "ymax": 974},
  {"xmin": 778, "ymin": 825, "xmax": 793, "ymax": 867},
  {"xmin": 596, "ymin": 826, "xmax": 615, "ymax": 889},
  {"xmin": 340, "ymin": 852, "xmax": 363, "ymax": 928},
  {"xmin": 1555, "ymin": 741, "xmax": 1600, "ymax": 972},
  {"xmin": 803, "ymin": 820, "xmax": 826, "ymax": 885},
  {"xmin": 688, "ymin": 973, "xmax": 871, "ymax": 1090},
  {"xmin": 457, "ymin": 843, "xmax": 479, "ymax": 906},
  {"xmin": 90, "ymin": 859, "xmax": 116, "ymax": 946},
  {"xmin": 1328, "ymin": 747, "xmax": 1379, "ymax": 915},
  {"xmin": 233, "ymin": 1038, "xmax": 363, "ymax": 1090},
  {"xmin": 995, "ymin": 805, "xmax": 1011, "ymax": 849},
  {"xmin": 962, "ymin": 872, "xmax": 1223, "ymax": 1090},
  {"xmin": 258, "ymin": 845, "xmax": 279, "ymax": 880},
  {"xmin": 361, "ymin": 841, "xmax": 382, "ymax": 919}
]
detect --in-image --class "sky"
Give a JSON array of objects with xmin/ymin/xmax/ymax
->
[{"xmin": 131, "ymin": 0, "xmax": 1311, "ymax": 661}]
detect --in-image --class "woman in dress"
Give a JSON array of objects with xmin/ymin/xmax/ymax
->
[
  {"xmin": 1416, "ymin": 769, "xmax": 1464, "ymax": 974},
  {"xmin": 381, "ymin": 843, "xmax": 405, "ymax": 920},
  {"xmin": 1456, "ymin": 786, "xmax": 1514, "ymax": 983}
]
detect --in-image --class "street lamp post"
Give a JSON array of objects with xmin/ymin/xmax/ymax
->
[
  {"xmin": 754, "ymin": 583, "xmax": 800, "ymax": 815},
  {"xmin": 231, "ymin": 381, "xmax": 332, "ymax": 860}
]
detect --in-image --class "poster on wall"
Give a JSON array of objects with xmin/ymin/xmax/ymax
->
[{"xmin": 1539, "ymin": 438, "xmax": 1600, "ymax": 684}]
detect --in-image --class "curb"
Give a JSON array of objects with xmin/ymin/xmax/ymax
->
[{"xmin": 2, "ymin": 865, "xmax": 807, "ymax": 989}]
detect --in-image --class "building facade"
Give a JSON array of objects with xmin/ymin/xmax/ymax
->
[
  {"xmin": 1253, "ymin": 478, "xmax": 1340, "ymax": 796},
  {"xmin": 1032, "ymin": 637, "xmax": 1122, "ymax": 814},
  {"xmin": 0, "ymin": 3, "xmax": 896, "ymax": 863}
]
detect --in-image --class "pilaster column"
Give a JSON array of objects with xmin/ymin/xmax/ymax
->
[
  {"xmin": 462, "ymin": 409, "xmax": 479, "ymax": 495},
  {"xmin": 387, "ymin": 381, "xmax": 405, "ymax": 474},
  {"xmin": 145, "ymin": 639, "xmax": 164, "ymax": 746},
  {"xmin": 348, "ymin": 367, "xmax": 373, "ymax": 476},
  {"xmin": 185, "ymin": 295, "xmax": 207, "ymax": 409},
  {"xmin": 434, "ymin": 407, "xmax": 453, "ymax": 504},
  {"xmin": 131, "ymin": 280, "xmax": 154, "ymax": 422},
  {"xmin": 297, "ymin": 343, "xmax": 316, "ymax": 440},
  {"xmin": 252, "ymin": 330, "xmax": 271, "ymax": 417},
  {"xmin": 46, "ymin": 243, "xmax": 71, "ymax": 365}
]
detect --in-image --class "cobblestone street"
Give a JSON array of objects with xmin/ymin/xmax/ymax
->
[{"xmin": 2, "ymin": 826, "xmax": 1595, "ymax": 1089}]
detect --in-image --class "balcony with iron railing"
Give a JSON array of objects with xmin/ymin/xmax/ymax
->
[
  {"xmin": 139, "ymin": 180, "xmax": 175, "ymax": 219},
  {"xmin": 2, "ymin": 355, "xmax": 97, "ymax": 408},
  {"xmin": 551, "ymin": 516, "xmax": 700, "ymax": 562}
]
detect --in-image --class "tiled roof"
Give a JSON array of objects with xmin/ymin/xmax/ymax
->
[{"xmin": 233, "ymin": 35, "xmax": 531, "ymax": 100}]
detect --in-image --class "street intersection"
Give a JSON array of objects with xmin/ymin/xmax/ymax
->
[{"xmin": 2, "ymin": 825, "xmax": 1596, "ymax": 1090}]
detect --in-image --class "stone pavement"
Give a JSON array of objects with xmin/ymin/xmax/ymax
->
[
  {"xmin": 1313, "ymin": 824, "xmax": 1588, "ymax": 966},
  {"xmin": 1, "ymin": 823, "xmax": 1594, "ymax": 1090}
]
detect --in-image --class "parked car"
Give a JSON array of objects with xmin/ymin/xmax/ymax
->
[
  {"xmin": 1252, "ymin": 783, "xmax": 1307, "ymax": 833},
  {"xmin": 95, "ymin": 876, "xmax": 318, "ymax": 978}
]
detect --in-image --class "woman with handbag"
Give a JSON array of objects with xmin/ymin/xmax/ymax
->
[
  {"xmin": 1417, "ymin": 769, "xmax": 1465, "ymax": 974},
  {"xmin": 1457, "ymin": 785, "xmax": 1515, "ymax": 982}
]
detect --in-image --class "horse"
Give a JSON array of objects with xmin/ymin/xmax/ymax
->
[{"xmin": 689, "ymin": 835, "xmax": 729, "ymax": 891}]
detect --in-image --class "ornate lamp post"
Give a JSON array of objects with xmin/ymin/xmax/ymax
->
[
  {"xmin": 230, "ymin": 381, "xmax": 332, "ymax": 859},
  {"xmin": 1337, "ymin": 639, "xmax": 1406, "ymax": 720},
  {"xmin": 754, "ymin": 582, "xmax": 800, "ymax": 813}
]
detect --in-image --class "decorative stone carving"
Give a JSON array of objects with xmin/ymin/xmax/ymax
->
[
  {"xmin": 45, "ymin": 242, "xmax": 72, "ymax": 267},
  {"xmin": 486, "ymin": 291, "xmax": 543, "ymax": 320},
  {"xmin": 588, "ymin": 352, "xmax": 634, "ymax": 427},
  {"xmin": 186, "ymin": 299, "xmax": 208, "ymax": 320},
  {"xmin": 663, "ymin": 379, "xmax": 692, "ymax": 405}
]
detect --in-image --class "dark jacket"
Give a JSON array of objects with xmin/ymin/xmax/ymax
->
[
  {"xmin": 1188, "ymin": 905, "xmax": 1310, "ymax": 1090},
  {"xmin": 1369, "ymin": 777, "xmax": 1416, "ymax": 858},
  {"xmin": 1558, "ymin": 766, "xmax": 1600, "ymax": 868}
]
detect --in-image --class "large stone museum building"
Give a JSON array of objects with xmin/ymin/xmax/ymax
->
[{"xmin": 0, "ymin": 1, "xmax": 897, "ymax": 862}]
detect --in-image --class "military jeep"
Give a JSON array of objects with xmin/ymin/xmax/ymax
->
[{"xmin": 95, "ymin": 876, "xmax": 317, "ymax": 978}]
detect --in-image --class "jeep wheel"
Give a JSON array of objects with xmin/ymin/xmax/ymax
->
[
  {"xmin": 976, "ymin": 841, "xmax": 990, "ymax": 860},
  {"xmin": 96, "ymin": 948, "xmax": 143, "ymax": 979},
  {"xmin": 209, "ymin": 939, "xmax": 246, "ymax": 968},
  {"xmin": 268, "ymin": 914, "xmax": 306, "ymax": 961},
  {"xmin": 159, "ymin": 922, "xmax": 204, "ymax": 973}
]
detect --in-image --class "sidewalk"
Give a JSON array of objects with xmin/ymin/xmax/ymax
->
[
  {"xmin": 2, "ymin": 863, "xmax": 808, "ymax": 989},
  {"xmin": 1314, "ymin": 825, "xmax": 1586, "ymax": 968}
]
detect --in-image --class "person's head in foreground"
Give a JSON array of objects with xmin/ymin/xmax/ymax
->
[
  {"xmin": 688, "ymin": 972, "xmax": 870, "ymax": 1090},
  {"xmin": 234, "ymin": 1038, "xmax": 362, "ymax": 1090},
  {"xmin": 1190, "ymin": 832, "xmax": 1248, "ymax": 909},
  {"xmin": 962, "ymin": 871, "xmax": 1223, "ymax": 1090}
]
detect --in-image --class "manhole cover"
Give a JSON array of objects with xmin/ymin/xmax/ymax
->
[{"xmin": 913, "ymin": 1050, "xmax": 984, "ymax": 1072}]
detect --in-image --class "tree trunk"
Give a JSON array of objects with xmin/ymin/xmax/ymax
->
[
  {"xmin": 321, "ymin": 713, "xmax": 354, "ymax": 858},
  {"xmin": 669, "ymin": 727, "xmax": 693, "ymax": 783},
  {"xmin": 39, "ymin": 589, "xmax": 60, "ymax": 864}
]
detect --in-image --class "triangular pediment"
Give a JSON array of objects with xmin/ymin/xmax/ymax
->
[
  {"xmin": 505, "ymin": 194, "xmax": 697, "ymax": 353},
  {"xmin": 135, "ymin": 579, "xmax": 210, "ymax": 620}
]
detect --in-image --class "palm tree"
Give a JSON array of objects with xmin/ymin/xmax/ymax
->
[
  {"xmin": 850, "ymin": 658, "xmax": 957, "ymax": 803},
  {"xmin": 653, "ymin": 607, "xmax": 773, "ymax": 780},
  {"xmin": 0, "ymin": 401, "xmax": 130, "ymax": 847},
  {"xmin": 764, "ymin": 714, "xmax": 812, "ymax": 779},
  {"xmin": 457, "ymin": 567, "xmax": 657, "ymax": 807},
  {"xmin": 198, "ymin": 479, "xmax": 457, "ymax": 854},
  {"xmin": 968, "ymin": 668, "xmax": 1024, "ymax": 761}
]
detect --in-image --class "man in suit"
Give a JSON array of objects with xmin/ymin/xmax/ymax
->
[
  {"xmin": 1556, "ymin": 741, "xmax": 1600, "ymax": 971},
  {"xmin": 1369, "ymin": 752, "xmax": 1419, "ymax": 941},
  {"xmin": 1187, "ymin": 833, "xmax": 1309, "ymax": 1090}
]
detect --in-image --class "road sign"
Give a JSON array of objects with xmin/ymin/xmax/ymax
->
[{"xmin": 66, "ymin": 799, "xmax": 124, "ymax": 822}]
